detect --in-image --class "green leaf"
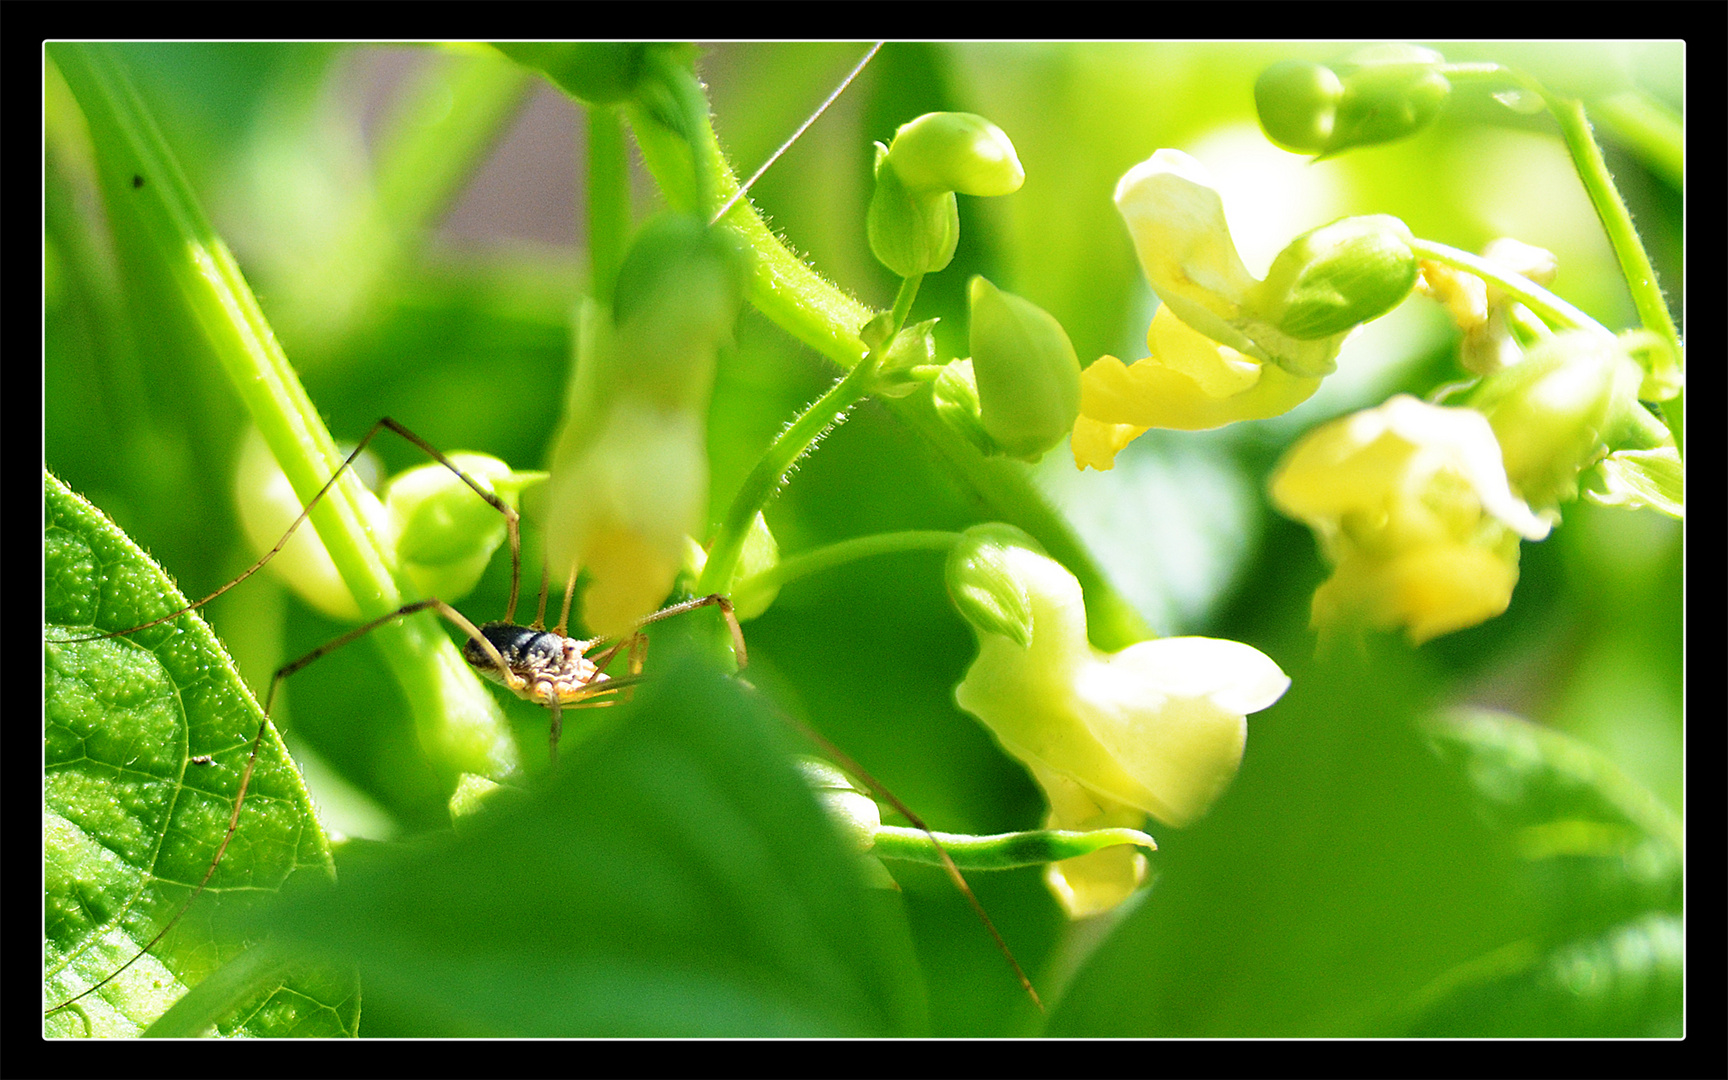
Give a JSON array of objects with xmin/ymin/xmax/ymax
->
[
  {"xmin": 255, "ymin": 649, "xmax": 930, "ymax": 1037},
  {"xmin": 1047, "ymin": 641, "xmax": 1532, "ymax": 1036},
  {"xmin": 1401, "ymin": 709, "xmax": 1683, "ymax": 1036},
  {"xmin": 43, "ymin": 471, "xmax": 352, "ymax": 1038}
]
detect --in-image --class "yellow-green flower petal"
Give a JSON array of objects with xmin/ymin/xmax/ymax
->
[
  {"xmin": 1076, "ymin": 306, "xmax": 1323, "ymax": 448},
  {"xmin": 1271, "ymin": 394, "xmax": 1549, "ymax": 644},
  {"xmin": 954, "ymin": 545, "xmax": 1289, "ymax": 829}
]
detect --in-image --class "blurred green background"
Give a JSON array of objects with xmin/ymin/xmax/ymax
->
[{"xmin": 44, "ymin": 42, "xmax": 1683, "ymax": 1037}]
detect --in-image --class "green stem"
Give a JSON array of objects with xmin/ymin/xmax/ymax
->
[
  {"xmin": 1544, "ymin": 94, "xmax": 1684, "ymax": 457},
  {"xmin": 1410, "ymin": 238, "xmax": 1612, "ymax": 337},
  {"xmin": 889, "ymin": 273, "xmax": 923, "ymax": 332},
  {"xmin": 872, "ymin": 825, "xmax": 1157, "ymax": 871},
  {"xmin": 1447, "ymin": 64, "xmax": 1683, "ymax": 458},
  {"xmin": 731, "ymin": 530, "xmax": 962, "ymax": 615},
  {"xmin": 48, "ymin": 43, "xmax": 517, "ymax": 781},
  {"xmin": 698, "ymin": 354, "xmax": 884, "ymax": 596},
  {"xmin": 587, "ymin": 106, "xmax": 631, "ymax": 307}
]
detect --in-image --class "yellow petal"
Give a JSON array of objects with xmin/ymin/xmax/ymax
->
[{"xmin": 1071, "ymin": 412, "xmax": 1147, "ymax": 471}]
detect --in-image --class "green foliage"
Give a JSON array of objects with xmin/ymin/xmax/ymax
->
[
  {"xmin": 44, "ymin": 473, "xmax": 354, "ymax": 1037},
  {"xmin": 261, "ymin": 654, "xmax": 929, "ymax": 1037},
  {"xmin": 44, "ymin": 42, "xmax": 1682, "ymax": 1039}
]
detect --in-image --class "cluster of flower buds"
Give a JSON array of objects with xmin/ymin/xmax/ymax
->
[
  {"xmin": 1075, "ymin": 149, "xmax": 1418, "ymax": 469},
  {"xmin": 867, "ymin": 112, "xmax": 1024, "ymax": 279},
  {"xmin": 946, "ymin": 525, "xmax": 1289, "ymax": 916},
  {"xmin": 1255, "ymin": 44, "xmax": 1452, "ymax": 158}
]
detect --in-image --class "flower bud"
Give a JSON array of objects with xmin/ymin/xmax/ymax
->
[
  {"xmin": 1469, "ymin": 331, "xmax": 1644, "ymax": 512},
  {"xmin": 611, "ymin": 214, "xmax": 748, "ymax": 412},
  {"xmin": 544, "ymin": 215, "xmax": 744, "ymax": 636},
  {"xmin": 945, "ymin": 523, "xmax": 1045, "ymax": 648},
  {"xmin": 383, "ymin": 454, "xmax": 545, "ymax": 603},
  {"xmin": 1270, "ymin": 395, "xmax": 1550, "ymax": 644},
  {"xmin": 867, "ymin": 143, "xmax": 959, "ymax": 278},
  {"xmin": 952, "ymin": 544, "xmax": 1290, "ymax": 832},
  {"xmin": 1246, "ymin": 214, "xmax": 1418, "ymax": 351},
  {"xmin": 1255, "ymin": 59, "xmax": 1347, "ymax": 154},
  {"xmin": 1322, "ymin": 44, "xmax": 1451, "ymax": 156},
  {"xmin": 930, "ymin": 359, "xmax": 998, "ymax": 455},
  {"xmin": 545, "ymin": 401, "xmax": 709, "ymax": 638},
  {"xmin": 795, "ymin": 757, "xmax": 883, "ymax": 852},
  {"xmin": 967, "ymin": 276, "xmax": 1082, "ymax": 462},
  {"xmin": 882, "ymin": 112, "xmax": 1024, "ymax": 196},
  {"xmin": 234, "ymin": 426, "xmax": 386, "ymax": 622}
]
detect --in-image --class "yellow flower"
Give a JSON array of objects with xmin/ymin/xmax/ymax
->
[
  {"xmin": 951, "ymin": 544, "xmax": 1289, "ymax": 914},
  {"xmin": 952, "ymin": 550, "xmax": 1290, "ymax": 830},
  {"xmin": 1270, "ymin": 395, "xmax": 1550, "ymax": 644},
  {"xmin": 1072, "ymin": 305, "xmax": 1323, "ymax": 469}
]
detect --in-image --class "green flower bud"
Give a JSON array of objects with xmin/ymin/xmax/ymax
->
[
  {"xmin": 611, "ymin": 213, "xmax": 748, "ymax": 411},
  {"xmin": 1469, "ymin": 331, "xmax": 1644, "ymax": 512},
  {"xmin": 946, "ymin": 524, "xmax": 1046, "ymax": 648},
  {"xmin": 1324, "ymin": 45, "xmax": 1450, "ymax": 156},
  {"xmin": 1247, "ymin": 214, "xmax": 1418, "ymax": 349},
  {"xmin": 930, "ymin": 359, "xmax": 998, "ymax": 455},
  {"xmin": 883, "ymin": 112, "xmax": 1024, "ymax": 196},
  {"xmin": 867, "ymin": 143, "xmax": 960, "ymax": 277},
  {"xmin": 968, "ymin": 277, "xmax": 1082, "ymax": 461},
  {"xmin": 233, "ymin": 427, "xmax": 386, "ymax": 622},
  {"xmin": 384, "ymin": 454, "xmax": 545, "ymax": 603},
  {"xmin": 1255, "ymin": 59, "xmax": 1347, "ymax": 154},
  {"xmin": 874, "ymin": 318, "xmax": 941, "ymax": 398}
]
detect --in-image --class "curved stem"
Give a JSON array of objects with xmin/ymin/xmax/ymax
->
[
  {"xmin": 1543, "ymin": 94, "xmax": 1684, "ymax": 457},
  {"xmin": 731, "ymin": 530, "xmax": 962, "ymax": 614},
  {"xmin": 698, "ymin": 355, "xmax": 884, "ymax": 595},
  {"xmin": 1443, "ymin": 63, "xmax": 1683, "ymax": 458}
]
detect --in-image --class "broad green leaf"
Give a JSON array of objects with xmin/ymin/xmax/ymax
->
[
  {"xmin": 255, "ymin": 648, "xmax": 930, "ymax": 1037},
  {"xmin": 1047, "ymin": 640, "xmax": 1532, "ymax": 1036},
  {"xmin": 1402, "ymin": 709, "xmax": 1683, "ymax": 1036},
  {"xmin": 43, "ymin": 471, "xmax": 353, "ymax": 1038}
]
